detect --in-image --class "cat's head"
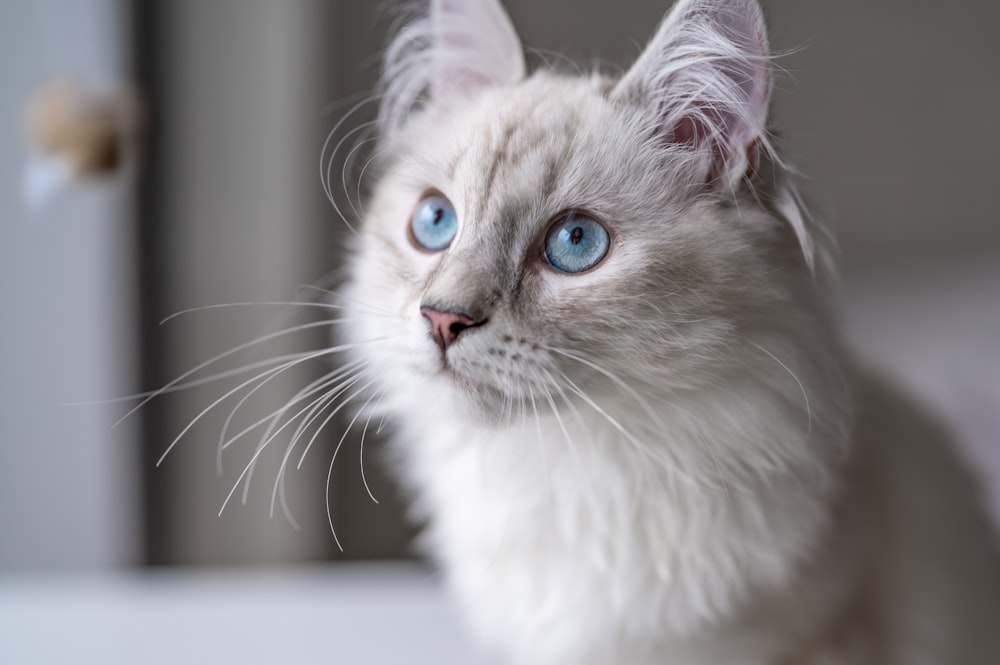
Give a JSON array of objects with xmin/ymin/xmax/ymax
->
[{"xmin": 346, "ymin": 0, "xmax": 830, "ymax": 429}]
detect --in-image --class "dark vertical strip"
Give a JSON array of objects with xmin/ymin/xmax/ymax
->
[
  {"xmin": 329, "ymin": 0, "xmax": 419, "ymax": 560},
  {"xmin": 132, "ymin": 0, "xmax": 171, "ymax": 566}
]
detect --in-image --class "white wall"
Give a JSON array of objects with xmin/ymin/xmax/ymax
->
[{"xmin": 0, "ymin": 0, "xmax": 138, "ymax": 570}]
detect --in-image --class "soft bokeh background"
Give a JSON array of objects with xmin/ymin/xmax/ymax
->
[{"xmin": 1, "ymin": 0, "xmax": 997, "ymax": 663}]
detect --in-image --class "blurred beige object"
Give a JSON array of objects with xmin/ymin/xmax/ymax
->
[{"xmin": 22, "ymin": 79, "xmax": 141, "ymax": 209}]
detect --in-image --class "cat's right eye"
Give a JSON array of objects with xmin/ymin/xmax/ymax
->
[{"xmin": 410, "ymin": 193, "xmax": 458, "ymax": 251}]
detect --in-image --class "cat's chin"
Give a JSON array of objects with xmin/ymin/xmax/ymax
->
[{"xmin": 423, "ymin": 366, "xmax": 521, "ymax": 429}]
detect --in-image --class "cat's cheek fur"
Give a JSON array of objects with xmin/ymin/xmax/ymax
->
[{"xmin": 343, "ymin": 234, "xmax": 509, "ymax": 427}]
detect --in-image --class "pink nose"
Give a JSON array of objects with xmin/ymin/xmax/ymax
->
[{"xmin": 420, "ymin": 307, "xmax": 479, "ymax": 351}]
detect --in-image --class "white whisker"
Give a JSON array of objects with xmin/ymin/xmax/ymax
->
[
  {"xmin": 324, "ymin": 383, "xmax": 383, "ymax": 552},
  {"xmin": 341, "ymin": 130, "xmax": 378, "ymax": 221},
  {"xmin": 319, "ymin": 94, "xmax": 382, "ymax": 234},
  {"xmin": 269, "ymin": 368, "xmax": 373, "ymax": 519},
  {"xmin": 156, "ymin": 347, "xmax": 341, "ymax": 467},
  {"xmin": 540, "ymin": 344, "xmax": 668, "ymax": 430},
  {"xmin": 359, "ymin": 390, "xmax": 387, "ymax": 505},
  {"xmin": 159, "ymin": 301, "xmax": 365, "ymax": 325},
  {"xmin": 535, "ymin": 371, "xmax": 603, "ymax": 520},
  {"xmin": 294, "ymin": 284, "xmax": 403, "ymax": 320},
  {"xmin": 217, "ymin": 360, "xmax": 364, "ymax": 472},
  {"xmin": 749, "ymin": 341, "xmax": 812, "ymax": 440},
  {"xmin": 225, "ymin": 358, "xmax": 367, "ymax": 476},
  {"xmin": 217, "ymin": 359, "xmax": 362, "ymax": 456},
  {"xmin": 115, "ymin": 318, "xmax": 351, "ymax": 429},
  {"xmin": 329, "ymin": 119, "xmax": 377, "ymax": 221},
  {"xmin": 238, "ymin": 366, "xmax": 372, "ymax": 504},
  {"xmin": 528, "ymin": 387, "xmax": 553, "ymax": 501},
  {"xmin": 297, "ymin": 376, "xmax": 381, "ymax": 471},
  {"xmin": 355, "ymin": 148, "xmax": 385, "ymax": 219},
  {"xmin": 64, "ymin": 352, "xmax": 315, "ymax": 407},
  {"xmin": 218, "ymin": 369, "xmax": 372, "ymax": 518}
]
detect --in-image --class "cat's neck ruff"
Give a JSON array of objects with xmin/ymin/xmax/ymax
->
[{"xmin": 388, "ymin": 366, "xmax": 849, "ymax": 662}]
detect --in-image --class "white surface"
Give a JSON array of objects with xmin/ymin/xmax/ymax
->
[{"xmin": 0, "ymin": 563, "xmax": 502, "ymax": 665}]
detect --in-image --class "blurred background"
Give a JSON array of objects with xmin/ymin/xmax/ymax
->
[{"xmin": 0, "ymin": 0, "xmax": 997, "ymax": 663}]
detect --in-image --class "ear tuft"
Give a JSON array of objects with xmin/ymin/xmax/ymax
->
[
  {"xmin": 380, "ymin": 0, "xmax": 525, "ymax": 137},
  {"xmin": 613, "ymin": 0, "xmax": 772, "ymax": 189}
]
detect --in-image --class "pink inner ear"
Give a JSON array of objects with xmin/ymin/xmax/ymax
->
[
  {"xmin": 616, "ymin": 0, "xmax": 772, "ymax": 186},
  {"xmin": 716, "ymin": 6, "xmax": 770, "ymax": 148},
  {"xmin": 429, "ymin": 0, "xmax": 525, "ymax": 102},
  {"xmin": 669, "ymin": 115, "xmax": 700, "ymax": 146},
  {"xmin": 667, "ymin": 108, "xmax": 755, "ymax": 185}
]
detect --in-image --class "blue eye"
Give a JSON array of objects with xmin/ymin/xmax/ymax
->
[
  {"xmin": 410, "ymin": 193, "xmax": 458, "ymax": 251},
  {"xmin": 543, "ymin": 213, "xmax": 610, "ymax": 273}
]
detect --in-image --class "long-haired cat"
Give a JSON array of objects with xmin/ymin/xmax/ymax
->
[{"xmin": 342, "ymin": 0, "xmax": 1000, "ymax": 662}]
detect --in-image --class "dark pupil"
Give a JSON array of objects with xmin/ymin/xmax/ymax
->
[
  {"xmin": 569, "ymin": 226, "xmax": 584, "ymax": 245},
  {"xmin": 432, "ymin": 208, "xmax": 444, "ymax": 226}
]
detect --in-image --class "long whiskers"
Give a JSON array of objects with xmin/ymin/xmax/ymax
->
[
  {"xmin": 319, "ymin": 94, "xmax": 382, "ymax": 234},
  {"xmin": 539, "ymin": 344, "xmax": 669, "ymax": 431},
  {"xmin": 269, "ymin": 365, "xmax": 376, "ymax": 523},
  {"xmin": 527, "ymin": 388, "xmax": 553, "ymax": 500},
  {"xmin": 296, "ymin": 376, "xmax": 381, "ymax": 472},
  {"xmin": 354, "ymin": 147, "xmax": 385, "ymax": 220},
  {"xmin": 158, "ymin": 301, "xmax": 386, "ymax": 325},
  {"xmin": 543, "ymin": 360, "xmax": 705, "ymax": 490},
  {"xmin": 323, "ymin": 380, "xmax": 383, "ymax": 551},
  {"xmin": 115, "ymin": 318, "xmax": 354, "ymax": 429},
  {"xmin": 217, "ymin": 362, "xmax": 356, "ymax": 464},
  {"xmin": 217, "ymin": 373, "xmax": 379, "ymax": 524},
  {"xmin": 535, "ymin": 369, "xmax": 603, "ymax": 521},
  {"xmin": 295, "ymin": 284, "xmax": 403, "ymax": 320},
  {"xmin": 358, "ymin": 390, "xmax": 388, "ymax": 505},
  {"xmin": 239, "ymin": 367, "xmax": 371, "ymax": 506},
  {"xmin": 64, "ymin": 351, "xmax": 316, "ymax": 407},
  {"xmin": 341, "ymin": 130, "xmax": 379, "ymax": 221},
  {"xmin": 156, "ymin": 345, "xmax": 359, "ymax": 467},
  {"xmin": 225, "ymin": 359, "xmax": 368, "ymax": 485}
]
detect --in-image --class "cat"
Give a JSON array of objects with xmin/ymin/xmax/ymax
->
[{"xmin": 340, "ymin": 0, "xmax": 1000, "ymax": 662}]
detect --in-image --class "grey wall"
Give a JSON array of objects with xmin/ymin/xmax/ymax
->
[{"xmin": 513, "ymin": 0, "xmax": 1000, "ymax": 261}]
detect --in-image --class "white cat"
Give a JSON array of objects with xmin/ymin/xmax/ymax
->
[{"xmin": 342, "ymin": 0, "xmax": 1000, "ymax": 662}]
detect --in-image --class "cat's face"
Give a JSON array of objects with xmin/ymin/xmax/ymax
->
[{"xmin": 345, "ymin": 0, "xmax": 817, "ymax": 427}]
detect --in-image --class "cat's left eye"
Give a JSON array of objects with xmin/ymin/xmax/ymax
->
[
  {"xmin": 410, "ymin": 193, "xmax": 458, "ymax": 251},
  {"xmin": 543, "ymin": 212, "xmax": 610, "ymax": 274}
]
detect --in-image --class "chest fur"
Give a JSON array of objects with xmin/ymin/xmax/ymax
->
[{"xmin": 393, "ymin": 402, "xmax": 838, "ymax": 663}]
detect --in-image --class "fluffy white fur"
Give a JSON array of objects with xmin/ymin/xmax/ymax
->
[{"xmin": 342, "ymin": 0, "xmax": 1000, "ymax": 662}]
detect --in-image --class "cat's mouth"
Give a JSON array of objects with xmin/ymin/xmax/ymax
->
[
  {"xmin": 437, "ymin": 358, "xmax": 485, "ymax": 392},
  {"xmin": 430, "ymin": 346, "xmax": 513, "ymax": 400},
  {"xmin": 423, "ymin": 362, "xmax": 509, "ymax": 424}
]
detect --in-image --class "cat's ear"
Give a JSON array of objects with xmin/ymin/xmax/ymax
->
[
  {"xmin": 428, "ymin": 0, "xmax": 525, "ymax": 100},
  {"xmin": 612, "ymin": 0, "xmax": 772, "ymax": 189},
  {"xmin": 380, "ymin": 0, "xmax": 525, "ymax": 134}
]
